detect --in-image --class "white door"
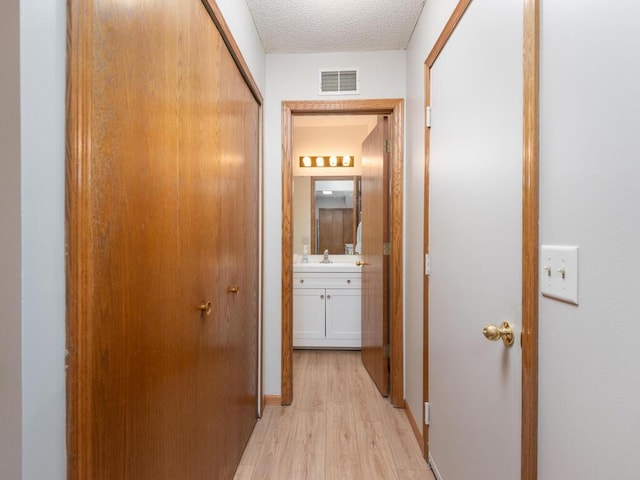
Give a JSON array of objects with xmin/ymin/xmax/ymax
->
[{"xmin": 428, "ymin": 1, "xmax": 523, "ymax": 478}]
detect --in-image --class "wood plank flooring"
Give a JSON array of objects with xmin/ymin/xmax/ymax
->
[{"xmin": 234, "ymin": 350, "xmax": 435, "ymax": 480}]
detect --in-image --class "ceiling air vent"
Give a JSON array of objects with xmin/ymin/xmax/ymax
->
[{"xmin": 319, "ymin": 68, "xmax": 359, "ymax": 95}]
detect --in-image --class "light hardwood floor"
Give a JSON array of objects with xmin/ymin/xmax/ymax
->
[{"xmin": 234, "ymin": 350, "xmax": 435, "ymax": 480}]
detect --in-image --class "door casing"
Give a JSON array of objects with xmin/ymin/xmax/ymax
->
[
  {"xmin": 422, "ymin": 0, "xmax": 539, "ymax": 478},
  {"xmin": 281, "ymin": 99, "xmax": 405, "ymax": 407}
]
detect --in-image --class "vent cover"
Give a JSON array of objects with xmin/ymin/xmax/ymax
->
[{"xmin": 319, "ymin": 68, "xmax": 359, "ymax": 95}]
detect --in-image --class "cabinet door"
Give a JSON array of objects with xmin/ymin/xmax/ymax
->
[
  {"xmin": 325, "ymin": 288, "xmax": 361, "ymax": 341},
  {"xmin": 293, "ymin": 288, "xmax": 326, "ymax": 342}
]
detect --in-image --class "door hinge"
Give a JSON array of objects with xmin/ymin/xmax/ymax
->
[
  {"xmin": 383, "ymin": 344, "xmax": 391, "ymax": 358},
  {"xmin": 424, "ymin": 402, "xmax": 430, "ymax": 425},
  {"xmin": 426, "ymin": 106, "xmax": 432, "ymax": 128},
  {"xmin": 384, "ymin": 139, "xmax": 391, "ymax": 153},
  {"xmin": 425, "ymin": 253, "xmax": 431, "ymax": 276},
  {"xmin": 383, "ymin": 242, "xmax": 391, "ymax": 256}
]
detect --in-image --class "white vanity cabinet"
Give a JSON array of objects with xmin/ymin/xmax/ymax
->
[{"xmin": 293, "ymin": 268, "xmax": 361, "ymax": 348}]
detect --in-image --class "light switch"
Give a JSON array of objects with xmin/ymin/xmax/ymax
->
[{"xmin": 540, "ymin": 245, "xmax": 579, "ymax": 305}]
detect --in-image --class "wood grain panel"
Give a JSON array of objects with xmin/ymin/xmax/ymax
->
[
  {"xmin": 296, "ymin": 350, "xmax": 328, "ymax": 413},
  {"xmin": 381, "ymin": 402, "xmax": 426, "ymax": 470},
  {"xmin": 213, "ymin": 30, "xmax": 261, "ymax": 478},
  {"xmin": 199, "ymin": 0, "xmax": 262, "ymax": 104},
  {"xmin": 388, "ymin": 101, "xmax": 405, "ymax": 408},
  {"xmin": 281, "ymin": 103, "xmax": 294, "ymax": 405},
  {"xmin": 238, "ymin": 407, "xmax": 274, "ymax": 466},
  {"xmin": 326, "ymin": 402, "xmax": 363, "ymax": 480},
  {"xmin": 290, "ymin": 412, "xmax": 327, "ymax": 479},
  {"xmin": 361, "ymin": 116, "xmax": 390, "ymax": 397},
  {"xmin": 356, "ymin": 420, "xmax": 400, "ymax": 480},
  {"xmin": 522, "ymin": 1, "xmax": 540, "ymax": 479},
  {"xmin": 66, "ymin": 2, "xmax": 95, "ymax": 479},
  {"xmin": 249, "ymin": 406, "xmax": 297, "ymax": 480},
  {"xmin": 245, "ymin": 351, "xmax": 428, "ymax": 479},
  {"xmin": 422, "ymin": 58, "xmax": 432, "ymax": 464},
  {"xmin": 67, "ymin": 0, "xmax": 261, "ymax": 478},
  {"xmin": 424, "ymin": 0, "xmax": 473, "ymax": 68}
]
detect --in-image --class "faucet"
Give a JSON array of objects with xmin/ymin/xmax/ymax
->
[{"xmin": 321, "ymin": 249, "xmax": 331, "ymax": 263}]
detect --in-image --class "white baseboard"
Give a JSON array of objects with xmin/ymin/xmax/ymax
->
[{"xmin": 429, "ymin": 452, "xmax": 443, "ymax": 480}]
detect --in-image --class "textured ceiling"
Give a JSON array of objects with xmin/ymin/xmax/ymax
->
[{"xmin": 245, "ymin": 0, "xmax": 426, "ymax": 54}]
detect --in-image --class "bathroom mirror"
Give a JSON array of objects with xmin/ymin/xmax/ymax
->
[
  {"xmin": 291, "ymin": 113, "xmax": 376, "ymax": 261},
  {"xmin": 293, "ymin": 176, "xmax": 361, "ymax": 256}
]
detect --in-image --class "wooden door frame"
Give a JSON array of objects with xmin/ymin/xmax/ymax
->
[
  {"xmin": 282, "ymin": 99, "xmax": 404, "ymax": 407},
  {"xmin": 66, "ymin": 0, "xmax": 265, "ymax": 476},
  {"xmin": 422, "ymin": 1, "xmax": 539, "ymax": 478}
]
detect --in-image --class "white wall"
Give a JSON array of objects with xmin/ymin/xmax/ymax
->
[
  {"xmin": 404, "ymin": 0, "xmax": 459, "ymax": 433},
  {"xmin": 538, "ymin": 2, "xmax": 640, "ymax": 478},
  {"xmin": 264, "ymin": 50, "xmax": 406, "ymax": 394},
  {"xmin": 216, "ymin": 0, "xmax": 266, "ymax": 93},
  {"xmin": 20, "ymin": 1, "xmax": 67, "ymax": 479},
  {"xmin": 14, "ymin": 2, "xmax": 265, "ymax": 479},
  {"xmin": 0, "ymin": 1, "xmax": 23, "ymax": 479}
]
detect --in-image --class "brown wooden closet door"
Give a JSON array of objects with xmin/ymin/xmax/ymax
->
[
  {"xmin": 210, "ymin": 33, "xmax": 260, "ymax": 479},
  {"xmin": 74, "ymin": 1, "xmax": 259, "ymax": 479}
]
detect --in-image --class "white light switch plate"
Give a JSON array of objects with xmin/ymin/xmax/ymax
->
[{"xmin": 540, "ymin": 245, "xmax": 579, "ymax": 305}]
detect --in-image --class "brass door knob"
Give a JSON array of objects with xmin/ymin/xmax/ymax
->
[
  {"xmin": 482, "ymin": 321, "xmax": 514, "ymax": 346},
  {"xmin": 199, "ymin": 301, "xmax": 212, "ymax": 316},
  {"xmin": 356, "ymin": 261, "xmax": 369, "ymax": 267},
  {"xmin": 227, "ymin": 286, "xmax": 240, "ymax": 295}
]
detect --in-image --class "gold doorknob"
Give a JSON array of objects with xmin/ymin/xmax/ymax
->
[
  {"xmin": 482, "ymin": 321, "xmax": 514, "ymax": 346},
  {"xmin": 356, "ymin": 261, "xmax": 369, "ymax": 267},
  {"xmin": 227, "ymin": 286, "xmax": 240, "ymax": 295},
  {"xmin": 199, "ymin": 301, "xmax": 212, "ymax": 316}
]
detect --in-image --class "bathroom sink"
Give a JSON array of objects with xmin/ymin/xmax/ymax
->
[{"xmin": 293, "ymin": 262, "xmax": 362, "ymax": 273}]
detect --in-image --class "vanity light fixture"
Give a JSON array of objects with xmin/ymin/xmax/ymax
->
[
  {"xmin": 322, "ymin": 190, "xmax": 333, "ymax": 195},
  {"xmin": 299, "ymin": 155, "xmax": 354, "ymax": 168}
]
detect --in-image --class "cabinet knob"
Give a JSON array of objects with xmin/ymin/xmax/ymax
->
[
  {"xmin": 327, "ymin": 295, "xmax": 331, "ymax": 299},
  {"xmin": 347, "ymin": 279, "xmax": 351, "ymax": 284},
  {"xmin": 320, "ymin": 294, "xmax": 324, "ymax": 299},
  {"xmin": 199, "ymin": 301, "xmax": 212, "ymax": 316},
  {"xmin": 300, "ymin": 279, "xmax": 304, "ymax": 284}
]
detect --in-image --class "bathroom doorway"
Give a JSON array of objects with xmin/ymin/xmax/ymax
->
[{"xmin": 281, "ymin": 99, "xmax": 404, "ymax": 408}]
